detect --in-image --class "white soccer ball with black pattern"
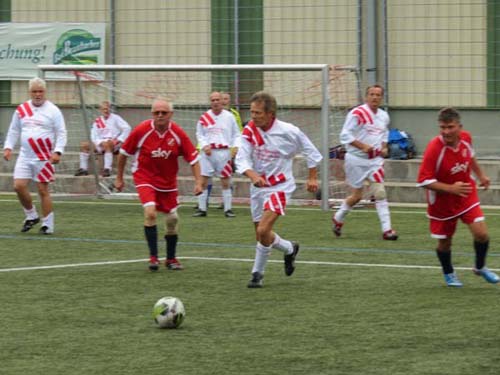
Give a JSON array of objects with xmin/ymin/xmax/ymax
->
[{"xmin": 152, "ymin": 296, "xmax": 185, "ymax": 329}]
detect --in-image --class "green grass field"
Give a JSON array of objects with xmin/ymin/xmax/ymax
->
[{"xmin": 1, "ymin": 197, "xmax": 499, "ymax": 375}]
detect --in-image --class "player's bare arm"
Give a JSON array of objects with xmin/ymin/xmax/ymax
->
[
  {"xmin": 3, "ymin": 148, "xmax": 12, "ymax": 161},
  {"xmin": 49, "ymin": 152, "xmax": 61, "ymax": 164},
  {"xmin": 471, "ymin": 157, "xmax": 490, "ymax": 190},
  {"xmin": 245, "ymin": 169, "xmax": 266, "ymax": 187},
  {"xmin": 477, "ymin": 175, "xmax": 490, "ymax": 190},
  {"xmin": 191, "ymin": 162, "xmax": 203, "ymax": 195},
  {"xmin": 380, "ymin": 142, "xmax": 389, "ymax": 158},
  {"xmin": 306, "ymin": 167, "xmax": 319, "ymax": 193},
  {"xmin": 350, "ymin": 139, "xmax": 373, "ymax": 154},
  {"xmin": 203, "ymin": 145, "xmax": 212, "ymax": 156}
]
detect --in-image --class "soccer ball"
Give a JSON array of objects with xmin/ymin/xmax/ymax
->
[{"xmin": 152, "ymin": 296, "xmax": 185, "ymax": 329}]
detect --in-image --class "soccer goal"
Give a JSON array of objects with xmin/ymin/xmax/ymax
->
[{"xmin": 37, "ymin": 64, "xmax": 361, "ymax": 210}]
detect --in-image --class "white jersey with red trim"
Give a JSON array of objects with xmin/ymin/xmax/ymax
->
[
  {"xmin": 4, "ymin": 100, "xmax": 67, "ymax": 160},
  {"xmin": 235, "ymin": 118, "xmax": 322, "ymax": 187},
  {"xmin": 196, "ymin": 109, "xmax": 241, "ymax": 149},
  {"xmin": 340, "ymin": 103, "xmax": 389, "ymax": 159},
  {"xmin": 90, "ymin": 113, "xmax": 131, "ymax": 146}
]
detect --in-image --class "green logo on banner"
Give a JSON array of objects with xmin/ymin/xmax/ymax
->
[{"xmin": 53, "ymin": 29, "xmax": 101, "ymax": 65}]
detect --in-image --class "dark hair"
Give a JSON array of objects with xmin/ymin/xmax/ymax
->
[
  {"xmin": 438, "ymin": 107, "xmax": 461, "ymax": 123},
  {"xmin": 250, "ymin": 91, "xmax": 277, "ymax": 115}
]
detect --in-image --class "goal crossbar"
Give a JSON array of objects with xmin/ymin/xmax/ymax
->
[{"xmin": 38, "ymin": 63, "xmax": 330, "ymax": 73}]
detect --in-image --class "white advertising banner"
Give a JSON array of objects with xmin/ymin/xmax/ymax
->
[{"xmin": 0, "ymin": 23, "xmax": 106, "ymax": 80}]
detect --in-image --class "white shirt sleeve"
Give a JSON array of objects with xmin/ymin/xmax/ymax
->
[
  {"xmin": 383, "ymin": 113, "xmax": 390, "ymax": 143},
  {"xmin": 234, "ymin": 138, "xmax": 254, "ymax": 175},
  {"xmin": 3, "ymin": 111, "xmax": 21, "ymax": 150},
  {"xmin": 196, "ymin": 121, "xmax": 209, "ymax": 149},
  {"xmin": 90, "ymin": 123, "xmax": 99, "ymax": 145},
  {"xmin": 296, "ymin": 128, "xmax": 323, "ymax": 168},
  {"xmin": 114, "ymin": 114, "xmax": 131, "ymax": 142},
  {"xmin": 230, "ymin": 116, "xmax": 242, "ymax": 148},
  {"xmin": 339, "ymin": 112, "xmax": 358, "ymax": 146},
  {"xmin": 53, "ymin": 108, "xmax": 67, "ymax": 154}
]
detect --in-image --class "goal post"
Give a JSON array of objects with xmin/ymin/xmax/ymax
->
[{"xmin": 38, "ymin": 64, "xmax": 360, "ymax": 210}]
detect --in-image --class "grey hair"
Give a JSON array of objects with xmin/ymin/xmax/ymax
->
[{"xmin": 29, "ymin": 77, "xmax": 47, "ymax": 90}]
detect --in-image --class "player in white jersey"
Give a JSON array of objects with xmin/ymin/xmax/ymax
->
[
  {"xmin": 331, "ymin": 85, "xmax": 398, "ymax": 240},
  {"xmin": 235, "ymin": 91, "xmax": 322, "ymax": 288},
  {"xmin": 74, "ymin": 101, "xmax": 131, "ymax": 177},
  {"xmin": 193, "ymin": 91, "xmax": 241, "ymax": 218},
  {"xmin": 3, "ymin": 77, "xmax": 67, "ymax": 234}
]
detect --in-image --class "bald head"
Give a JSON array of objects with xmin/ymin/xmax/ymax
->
[{"xmin": 151, "ymin": 97, "xmax": 174, "ymax": 130}]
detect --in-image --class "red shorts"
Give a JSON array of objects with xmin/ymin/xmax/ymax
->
[
  {"xmin": 430, "ymin": 205, "xmax": 484, "ymax": 238},
  {"xmin": 136, "ymin": 186, "xmax": 178, "ymax": 213}
]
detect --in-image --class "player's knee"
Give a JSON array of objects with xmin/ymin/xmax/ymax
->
[
  {"xmin": 437, "ymin": 238, "xmax": 452, "ymax": 252},
  {"xmin": 474, "ymin": 233, "xmax": 489, "ymax": 243},
  {"xmin": 256, "ymin": 226, "xmax": 272, "ymax": 246},
  {"xmin": 201, "ymin": 177, "xmax": 210, "ymax": 190},
  {"xmin": 346, "ymin": 189, "xmax": 363, "ymax": 206},
  {"xmin": 165, "ymin": 212, "xmax": 178, "ymax": 235},
  {"xmin": 13, "ymin": 180, "xmax": 28, "ymax": 192},
  {"xmin": 80, "ymin": 141, "xmax": 90, "ymax": 152},
  {"xmin": 371, "ymin": 183, "xmax": 387, "ymax": 201},
  {"xmin": 37, "ymin": 185, "xmax": 50, "ymax": 198},
  {"xmin": 143, "ymin": 206, "xmax": 157, "ymax": 224},
  {"xmin": 103, "ymin": 140, "xmax": 114, "ymax": 152},
  {"xmin": 221, "ymin": 177, "xmax": 231, "ymax": 190},
  {"xmin": 144, "ymin": 213, "xmax": 156, "ymax": 225}
]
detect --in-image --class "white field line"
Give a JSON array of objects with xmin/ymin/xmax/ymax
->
[
  {"xmin": 1, "ymin": 198, "xmax": 500, "ymax": 214},
  {"xmin": 1, "ymin": 256, "xmax": 499, "ymax": 273}
]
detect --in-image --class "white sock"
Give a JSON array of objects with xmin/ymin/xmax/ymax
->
[
  {"xmin": 23, "ymin": 206, "xmax": 38, "ymax": 220},
  {"xmin": 42, "ymin": 212, "xmax": 54, "ymax": 231},
  {"xmin": 198, "ymin": 189, "xmax": 208, "ymax": 211},
  {"xmin": 334, "ymin": 201, "xmax": 352, "ymax": 223},
  {"xmin": 222, "ymin": 188, "xmax": 232, "ymax": 211},
  {"xmin": 104, "ymin": 152, "xmax": 113, "ymax": 169},
  {"xmin": 375, "ymin": 199, "xmax": 392, "ymax": 232},
  {"xmin": 271, "ymin": 233, "xmax": 293, "ymax": 254},
  {"xmin": 80, "ymin": 152, "xmax": 89, "ymax": 170},
  {"xmin": 252, "ymin": 242, "xmax": 272, "ymax": 274}
]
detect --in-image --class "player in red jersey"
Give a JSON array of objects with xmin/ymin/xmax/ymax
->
[
  {"xmin": 115, "ymin": 98, "xmax": 202, "ymax": 271},
  {"xmin": 417, "ymin": 107, "xmax": 498, "ymax": 287}
]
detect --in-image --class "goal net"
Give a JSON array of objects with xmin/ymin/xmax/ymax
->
[{"xmin": 37, "ymin": 64, "xmax": 361, "ymax": 209}]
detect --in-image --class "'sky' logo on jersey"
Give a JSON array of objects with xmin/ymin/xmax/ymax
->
[
  {"xmin": 152, "ymin": 148, "xmax": 172, "ymax": 159},
  {"xmin": 450, "ymin": 161, "xmax": 468, "ymax": 175}
]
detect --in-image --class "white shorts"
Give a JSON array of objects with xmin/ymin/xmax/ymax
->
[
  {"xmin": 94, "ymin": 139, "xmax": 120, "ymax": 154},
  {"xmin": 250, "ymin": 179, "xmax": 295, "ymax": 222},
  {"xmin": 14, "ymin": 156, "xmax": 55, "ymax": 183},
  {"xmin": 344, "ymin": 153, "xmax": 385, "ymax": 188},
  {"xmin": 200, "ymin": 149, "xmax": 232, "ymax": 178}
]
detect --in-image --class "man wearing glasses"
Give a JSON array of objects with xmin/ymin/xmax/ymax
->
[{"xmin": 114, "ymin": 97, "xmax": 202, "ymax": 271}]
